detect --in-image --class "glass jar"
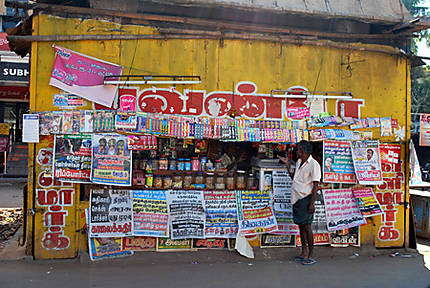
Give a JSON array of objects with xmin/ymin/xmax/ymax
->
[
  {"xmin": 163, "ymin": 176, "xmax": 172, "ymax": 189},
  {"xmin": 183, "ymin": 174, "xmax": 193, "ymax": 189},
  {"xmin": 145, "ymin": 160, "xmax": 153, "ymax": 173},
  {"xmin": 177, "ymin": 158, "xmax": 185, "ymax": 171},
  {"xmin": 247, "ymin": 173, "xmax": 256, "ymax": 190},
  {"xmin": 159, "ymin": 158, "xmax": 168, "ymax": 170},
  {"xmin": 195, "ymin": 172, "xmax": 204, "ymax": 184},
  {"xmin": 215, "ymin": 174, "xmax": 226, "ymax": 190},
  {"xmin": 200, "ymin": 157, "xmax": 207, "ymax": 171},
  {"xmin": 151, "ymin": 159, "xmax": 159, "ymax": 171},
  {"xmin": 184, "ymin": 158, "xmax": 191, "ymax": 171},
  {"xmin": 226, "ymin": 174, "xmax": 235, "ymax": 190},
  {"xmin": 172, "ymin": 174, "xmax": 183, "ymax": 189},
  {"xmin": 236, "ymin": 170, "xmax": 246, "ymax": 190},
  {"xmin": 215, "ymin": 159, "xmax": 223, "ymax": 170},
  {"xmin": 154, "ymin": 175, "xmax": 163, "ymax": 188},
  {"xmin": 205, "ymin": 173, "xmax": 215, "ymax": 190},
  {"xmin": 191, "ymin": 157, "xmax": 200, "ymax": 171},
  {"xmin": 169, "ymin": 159, "xmax": 177, "ymax": 171},
  {"xmin": 145, "ymin": 174, "xmax": 153, "ymax": 188},
  {"xmin": 139, "ymin": 159, "xmax": 146, "ymax": 170},
  {"xmin": 206, "ymin": 159, "xmax": 214, "ymax": 171}
]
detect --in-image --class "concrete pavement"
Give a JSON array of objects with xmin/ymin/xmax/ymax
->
[{"xmin": 0, "ymin": 249, "xmax": 429, "ymax": 288}]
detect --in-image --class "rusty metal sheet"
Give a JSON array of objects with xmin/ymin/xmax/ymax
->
[{"xmin": 151, "ymin": 0, "xmax": 412, "ymax": 23}]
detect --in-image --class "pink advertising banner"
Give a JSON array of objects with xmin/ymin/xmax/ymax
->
[{"xmin": 49, "ymin": 45, "xmax": 123, "ymax": 107}]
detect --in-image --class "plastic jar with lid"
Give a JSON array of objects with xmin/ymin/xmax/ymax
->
[
  {"xmin": 183, "ymin": 174, "xmax": 193, "ymax": 189},
  {"xmin": 159, "ymin": 158, "xmax": 168, "ymax": 170},
  {"xmin": 172, "ymin": 174, "xmax": 183, "ymax": 189},
  {"xmin": 200, "ymin": 157, "xmax": 207, "ymax": 171},
  {"xmin": 226, "ymin": 174, "xmax": 235, "ymax": 190},
  {"xmin": 169, "ymin": 159, "xmax": 177, "ymax": 171},
  {"xmin": 184, "ymin": 159, "xmax": 192, "ymax": 171},
  {"xmin": 163, "ymin": 175, "xmax": 172, "ymax": 189},
  {"xmin": 236, "ymin": 170, "xmax": 246, "ymax": 190},
  {"xmin": 177, "ymin": 159, "xmax": 185, "ymax": 171},
  {"xmin": 195, "ymin": 172, "xmax": 204, "ymax": 184},
  {"xmin": 154, "ymin": 175, "xmax": 163, "ymax": 188},
  {"xmin": 246, "ymin": 173, "xmax": 256, "ymax": 190},
  {"xmin": 145, "ymin": 174, "xmax": 153, "ymax": 188},
  {"xmin": 152, "ymin": 159, "xmax": 159, "ymax": 171},
  {"xmin": 191, "ymin": 157, "xmax": 200, "ymax": 171},
  {"xmin": 215, "ymin": 159, "xmax": 223, "ymax": 170},
  {"xmin": 215, "ymin": 174, "xmax": 226, "ymax": 190},
  {"xmin": 205, "ymin": 173, "xmax": 215, "ymax": 190}
]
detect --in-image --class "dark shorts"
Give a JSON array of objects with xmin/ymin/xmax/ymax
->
[{"xmin": 293, "ymin": 194, "xmax": 313, "ymax": 226}]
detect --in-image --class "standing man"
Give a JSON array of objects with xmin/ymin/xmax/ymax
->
[{"xmin": 278, "ymin": 140, "xmax": 321, "ymax": 265}]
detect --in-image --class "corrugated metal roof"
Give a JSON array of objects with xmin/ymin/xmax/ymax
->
[{"xmin": 151, "ymin": 0, "xmax": 413, "ymax": 23}]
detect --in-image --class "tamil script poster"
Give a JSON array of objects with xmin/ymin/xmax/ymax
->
[
  {"xmin": 323, "ymin": 140, "xmax": 357, "ymax": 184},
  {"xmin": 132, "ymin": 190, "xmax": 169, "ymax": 237},
  {"xmin": 204, "ymin": 190, "xmax": 238, "ymax": 238},
  {"xmin": 89, "ymin": 189, "xmax": 133, "ymax": 237},
  {"xmin": 296, "ymin": 233, "xmax": 330, "ymax": 246},
  {"xmin": 420, "ymin": 113, "xmax": 430, "ymax": 146},
  {"xmin": 260, "ymin": 234, "xmax": 295, "ymax": 248},
  {"xmin": 50, "ymin": 45, "xmax": 123, "ymax": 107},
  {"xmin": 91, "ymin": 133, "xmax": 132, "ymax": 186},
  {"xmin": 352, "ymin": 187, "xmax": 383, "ymax": 218},
  {"xmin": 0, "ymin": 135, "xmax": 8, "ymax": 153},
  {"xmin": 156, "ymin": 238, "xmax": 193, "ymax": 252},
  {"xmin": 271, "ymin": 170, "xmax": 298, "ymax": 235},
  {"xmin": 329, "ymin": 226, "xmax": 360, "ymax": 247},
  {"xmin": 236, "ymin": 190, "xmax": 277, "ymax": 236},
  {"xmin": 312, "ymin": 190, "xmax": 329, "ymax": 234},
  {"xmin": 85, "ymin": 209, "xmax": 133, "ymax": 260},
  {"xmin": 166, "ymin": 190, "xmax": 205, "ymax": 240},
  {"xmin": 350, "ymin": 140, "xmax": 383, "ymax": 185},
  {"xmin": 53, "ymin": 134, "xmax": 91, "ymax": 183},
  {"xmin": 121, "ymin": 236, "xmax": 156, "ymax": 252},
  {"xmin": 192, "ymin": 238, "xmax": 229, "ymax": 250},
  {"xmin": 322, "ymin": 188, "xmax": 366, "ymax": 232}
]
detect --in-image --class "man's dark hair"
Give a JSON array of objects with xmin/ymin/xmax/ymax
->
[{"xmin": 298, "ymin": 140, "xmax": 313, "ymax": 155}]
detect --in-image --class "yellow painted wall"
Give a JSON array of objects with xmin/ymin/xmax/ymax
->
[{"xmin": 28, "ymin": 14, "xmax": 410, "ymax": 258}]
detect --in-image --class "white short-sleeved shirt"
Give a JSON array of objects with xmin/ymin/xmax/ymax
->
[{"xmin": 291, "ymin": 155, "xmax": 321, "ymax": 204}]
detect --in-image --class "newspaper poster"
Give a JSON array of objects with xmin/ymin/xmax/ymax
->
[
  {"xmin": 0, "ymin": 135, "xmax": 8, "ymax": 153},
  {"xmin": 53, "ymin": 134, "xmax": 92, "ymax": 183},
  {"xmin": 260, "ymin": 234, "xmax": 296, "ymax": 248},
  {"xmin": 352, "ymin": 187, "xmax": 383, "ymax": 218},
  {"xmin": 85, "ymin": 208, "xmax": 133, "ymax": 260},
  {"xmin": 91, "ymin": 133, "xmax": 132, "ymax": 186},
  {"xmin": 53, "ymin": 93, "xmax": 85, "ymax": 108},
  {"xmin": 156, "ymin": 238, "xmax": 193, "ymax": 251},
  {"xmin": 420, "ymin": 114, "xmax": 430, "ymax": 146},
  {"xmin": 410, "ymin": 140, "xmax": 423, "ymax": 185},
  {"xmin": 350, "ymin": 140, "xmax": 383, "ymax": 185},
  {"xmin": 89, "ymin": 189, "xmax": 133, "ymax": 237},
  {"xmin": 166, "ymin": 190, "xmax": 205, "ymax": 240},
  {"xmin": 121, "ymin": 236, "xmax": 156, "ymax": 251},
  {"xmin": 204, "ymin": 190, "xmax": 238, "ymax": 238},
  {"xmin": 312, "ymin": 190, "xmax": 329, "ymax": 234},
  {"xmin": 22, "ymin": 114, "xmax": 39, "ymax": 143},
  {"xmin": 323, "ymin": 140, "xmax": 357, "ymax": 184},
  {"xmin": 192, "ymin": 238, "xmax": 229, "ymax": 250},
  {"xmin": 50, "ymin": 45, "xmax": 123, "ymax": 107},
  {"xmin": 329, "ymin": 226, "xmax": 360, "ymax": 247},
  {"xmin": 80, "ymin": 110, "xmax": 94, "ymax": 133},
  {"xmin": 271, "ymin": 170, "xmax": 299, "ymax": 235},
  {"xmin": 39, "ymin": 112, "xmax": 53, "ymax": 135},
  {"xmin": 115, "ymin": 112, "xmax": 137, "ymax": 130},
  {"xmin": 322, "ymin": 188, "xmax": 366, "ymax": 232},
  {"xmin": 236, "ymin": 190, "xmax": 278, "ymax": 236},
  {"xmin": 296, "ymin": 233, "xmax": 330, "ymax": 246},
  {"xmin": 52, "ymin": 111, "xmax": 63, "ymax": 134},
  {"xmin": 380, "ymin": 117, "xmax": 392, "ymax": 137},
  {"xmin": 132, "ymin": 190, "xmax": 169, "ymax": 237}
]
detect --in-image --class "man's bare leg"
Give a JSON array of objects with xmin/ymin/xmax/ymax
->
[
  {"xmin": 299, "ymin": 225, "xmax": 308, "ymax": 258},
  {"xmin": 305, "ymin": 224, "xmax": 314, "ymax": 259}
]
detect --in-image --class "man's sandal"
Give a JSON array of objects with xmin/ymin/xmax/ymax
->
[
  {"xmin": 294, "ymin": 256, "xmax": 305, "ymax": 262},
  {"xmin": 302, "ymin": 258, "xmax": 317, "ymax": 265}
]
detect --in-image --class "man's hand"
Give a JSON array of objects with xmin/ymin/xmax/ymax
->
[
  {"xmin": 308, "ymin": 203, "xmax": 315, "ymax": 214},
  {"xmin": 277, "ymin": 155, "xmax": 289, "ymax": 168}
]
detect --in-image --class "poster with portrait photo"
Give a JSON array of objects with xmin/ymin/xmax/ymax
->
[
  {"xmin": 91, "ymin": 133, "xmax": 132, "ymax": 186},
  {"xmin": 323, "ymin": 140, "xmax": 357, "ymax": 184},
  {"xmin": 350, "ymin": 140, "xmax": 383, "ymax": 185}
]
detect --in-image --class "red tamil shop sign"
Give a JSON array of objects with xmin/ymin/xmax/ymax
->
[
  {"xmin": 0, "ymin": 33, "xmax": 10, "ymax": 51},
  {"xmin": 131, "ymin": 82, "xmax": 364, "ymax": 120},
  {"xmin": 0, "ymin": 86, "xmax": 29, "ymax": 102},
  {"xmin": 375, "ymin": 144, "xmax": 404, "ymax": 243}
]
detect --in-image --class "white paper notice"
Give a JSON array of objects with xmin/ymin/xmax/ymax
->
[{"xmin": 23, "ymin": 114, "xmax": 39, "ymax": 143}]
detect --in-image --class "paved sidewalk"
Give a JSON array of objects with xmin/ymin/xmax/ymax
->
[{"xmin": 0, "ymin": 179, "xmax": 25, "ymax": 208}]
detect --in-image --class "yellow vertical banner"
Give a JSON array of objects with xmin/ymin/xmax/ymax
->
[
  {"xmin": 373, "ymin": 143, "xmax": 405, "ymax": 247},
  {"xmin": 33, "ymin": 136, "xmax": 78, "ymax": 259}
]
